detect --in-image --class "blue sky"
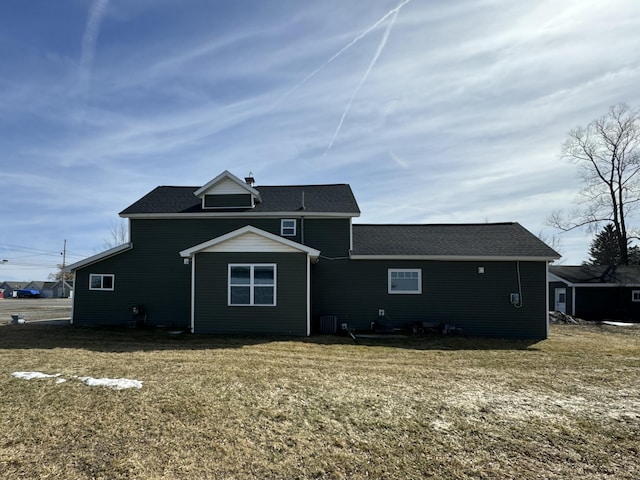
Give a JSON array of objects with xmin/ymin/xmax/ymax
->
[{"xmin": 1, "ymin": 0, "xmax": 640, "ymax": 281}]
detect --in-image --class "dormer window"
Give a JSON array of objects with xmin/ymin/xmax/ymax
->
[
  {"xmin": 281, "ymin": 219, "xmax": 296, "ymax": 236},
  {"xmin": 194, "ymin": 170, "xmax": 262, "ymax": 210},
  {"xmin": 204, "ymin": 194, "xmax": 253, "ymax": 209}
]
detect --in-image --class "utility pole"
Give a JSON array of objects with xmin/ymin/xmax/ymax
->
[{"xmin": 60, "ymin": 239, "xmax": 67, "ymax": 298}]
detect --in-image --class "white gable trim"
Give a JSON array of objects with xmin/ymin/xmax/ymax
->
[
  {"xmin": 179, "ymin": 226, "xmax": 320, "ymax": 261},
  {"xmin": 193, "ymin": 170, "xmax": 261, "ymax": 200},
  {"xmin": 64, "ymin": 243, "xmax": 133, "ymax": 272}
]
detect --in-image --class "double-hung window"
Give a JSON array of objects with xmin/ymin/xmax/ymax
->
[
  {"xmin": 89, "ymin": 274, "xmax": 115, "ymax": 291},
  {"xmin": 281, "ymin": 219, "xmax": 296, "ymax": 236},
  {"xmin": 632, "ymin": 290, "xmax": 640, "ymax": 302},
  {"xmin": 228, "ymin": 264, "xmax": 276, "ymax": 306},
  {"xmin": 388, "ymin": 269, "xmax": 421, "ymax": 294}
]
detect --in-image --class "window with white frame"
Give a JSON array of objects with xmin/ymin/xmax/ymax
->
[
  {"xmin": 281, "ymin": 219, "xmax": 296, "ymax": 236},
  {"xmin": 89, "ymin": 274, "xmax": 115, "ymax": 291},
  {"xmin": 632, "ymin": 290, "xmax": 640, "ymax": 302},
  {"xmin": 229, "ymin": 264, "xmax": 276, "ymax": 306},
  {"xmin": 388, "ymin": 269, "xmax": 422, "ymax": 294}
]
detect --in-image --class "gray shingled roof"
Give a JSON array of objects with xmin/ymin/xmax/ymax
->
[
  {"xmin": 351, "ymin": 223, "xmax": 560, "ymax": 258},
  {"xmin": 549, "ymin": 265, "xmax": 640, "ymax": 284},
  {"xmin": 120, "ymin": 184, "xmax": 360, "ymax": 215}
]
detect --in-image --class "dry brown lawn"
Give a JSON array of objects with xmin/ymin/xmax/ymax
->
[{"xmin": 0, "ymin": 322, "xmax": 638, "ymax": 479}]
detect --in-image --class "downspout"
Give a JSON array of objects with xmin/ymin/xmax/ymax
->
[
  {"xmin": 301, "ymin": 191, "xmax": 305, "ymax": 245},
  {"xmin": 545, "ymin": 262, "xmax": 550, "ymax": 338},
  {"xmin": 190, "ymin": 255, "xmax": 196, "ymax": 333},
  {"xmin": 70, "ymin": 271, "xmax": 77, "ymax": 325},
  {"xmin": 306, "ymin": 255, "xmax": 311, "ymax": 336}
]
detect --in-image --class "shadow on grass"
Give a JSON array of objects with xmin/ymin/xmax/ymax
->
[{"xmin": 0, "ymin": 323, "xmax": 543, "ymax": 352}]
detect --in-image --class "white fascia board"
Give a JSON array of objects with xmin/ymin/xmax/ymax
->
[
  {"xmin": 548, "ymin": 272, "xmax": 640, "ymax": 287},
  {"xmin": 64, "ymin": 243, "xmax": 133, "ymax": 272},
  {"xmin": 548, "ymin": 272, "xmax": 566, "ymax": 283},
  {"xmin": 350, "ymin": 255, "xmax": 558, "ymax": 262},
  {"xmin": 179, "ymin": 225, "xmax": 320, "ymax": 260},
  {"xmin": 193, "ymin": 170, "xmax": 261, "ymax": 199},
  {"xmin": 121, "ymin": 212, "xmax": 360, "ymax": 219}
]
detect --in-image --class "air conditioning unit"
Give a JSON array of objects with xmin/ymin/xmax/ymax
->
[{"xmin": 319, "ymin": 315, "xmax": 338, "ymax": 334}]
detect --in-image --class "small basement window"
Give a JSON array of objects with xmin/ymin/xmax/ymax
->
[
  {"xmin": 89, "ymin": 274, "xmax": 115, "ymax": 291},
  {"xmin": 632, "ymin": 290, "xmax": 640, "ymax": 302},
  {"xmin": 281, "ymin": 219, "xmax": 296, "ymax": 236},
  {"xmin": 388, "ymin": 269, "xmax": 422, "ymax": 294}
]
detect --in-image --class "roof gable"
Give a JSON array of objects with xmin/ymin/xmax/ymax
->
[
  {"xmin": 193, "ymin": 170, "xmax": 260, "ymax": 202},
  {"xmin": 179, "ymin": 226, "xmax": 320, "ymax": 260}
]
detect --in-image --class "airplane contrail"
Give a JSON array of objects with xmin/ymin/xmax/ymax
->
[
  {"xmin": 273, "ymin": 0, "xmax": 412, "ymax": 108},
  {"xmin": 326, "ymin": 3, "xmax": 402, "ymax": 152},
  {"xmin": 78, "ymin": 0, "xmax": 109, "ymax": 105}
]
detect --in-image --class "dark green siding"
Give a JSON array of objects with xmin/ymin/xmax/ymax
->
[
  {"xmin": 575, "ymin": 286, "xmax": 640, "ymax": 321},
  {"xmin": 71, "ymin": 217, "xmax": 348, "ymax": 328},
  {"xmin": 194, "ymin": 252, "xmax": 308, "ymax": 335},
  {"xmin": 312, "ymin": 260, "xmax": 549, "ymax": 339},
  {"xmin": 72, "ymin": 248, "xmax": 190, "ymax": 328},
  {"xmin": 302, "ymin": 218, "xmax": 351, "ymax": 257},
  {"xmin": 204, "ymin": 194, "xmax": 252, "ymax": 208}
]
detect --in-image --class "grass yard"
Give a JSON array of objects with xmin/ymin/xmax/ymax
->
[{"xmin": 0, "ymin": 323, "xmax": 638, "ymax": 479}]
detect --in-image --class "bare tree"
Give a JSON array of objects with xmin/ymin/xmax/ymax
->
[
  {"xmin": 103, "ymin": 219, "xmax": 129, "ymax": 250},
  {"xmin": 548, "ymin": 103, "xmax": 640, "ymax": 264},
  {"xmin": 537, "ymin": 230, "xmax": 563, "ymax": 264},
  {"xmin": 47, "ymin": 267, "xmax": 74, "ymax": 282}
]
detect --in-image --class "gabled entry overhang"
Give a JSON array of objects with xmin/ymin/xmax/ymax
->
[
  {"xmin": 179, "ymin": 225, "xmax": 320, "ymax": 261},
  {"xmin": 179, "ymin": 226, "xmax": 320, "ymax": 336}
]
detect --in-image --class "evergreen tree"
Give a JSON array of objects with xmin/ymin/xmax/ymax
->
[{"xmin": 588, "ymin": 224, "xmax": 640, "ymax": 265}]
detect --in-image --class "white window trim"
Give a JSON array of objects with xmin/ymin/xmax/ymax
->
[
  {"xmin": 281, "ymin": 219, "xmax": 297, "ymax": 237},
  {"xmin": 632, "ymin": 290, "xmax": 640, "ymax": 302},
  {"xmin": 388, "ymin": 269, "xmax": 422, "ymax": 294},
  {"xmin": 228, "ymin": 264, "xmax": 277, "ymax": 306},
  {"xmin": 89, "ymin": 274, "xmax": 115, "ymax": 291}
]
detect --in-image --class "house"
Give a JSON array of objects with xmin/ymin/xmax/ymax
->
[
  {"xmin": 66, "ymin": 171, "xmax": 559, "ymax": 338},
  {"xmin": 0, "ymin": 281, "xmax": 29, "ymax": 298},
  {"xmin": 549, "ymin": 265, "xmax": 640, "ymax": 322},
  {"xmin": 37, "ymin": 280, "xmax": 74, "ymax": 298}
]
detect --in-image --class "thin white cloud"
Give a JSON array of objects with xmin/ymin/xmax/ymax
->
[{"xmin": 77, "ymin": 0, "xmax": 109, "ymax": 108}]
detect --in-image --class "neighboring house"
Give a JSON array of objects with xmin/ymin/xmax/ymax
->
[
  {"xmin": 66, "ymin": 170, "xmax": 559, "ymax": 338},
  {"xmin": 40, "ymin": 280, "xmax": 74, "ymax": 298},
  {"xmin": 0, "ymin": 281, "xmax": 29, "ymax": 298},
  {"xmin": 549, "ymin": 265, "xmax": 640, "ymax": 322}
]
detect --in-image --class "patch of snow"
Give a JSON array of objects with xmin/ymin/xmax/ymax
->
[
  {"xmin": 78, "ymin": 376, "xmax": 143, "ymax": 390},
  {"xmin": 11, "ymin": 371, "xmax": 142, "ymax": 390},
  {"xmin": 12, "ymin": 371, "xmax": 61, "ymax": 380},
  {"xmin": 602, "ymin": 321, "xmax": 636, "ymax": 327}
]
